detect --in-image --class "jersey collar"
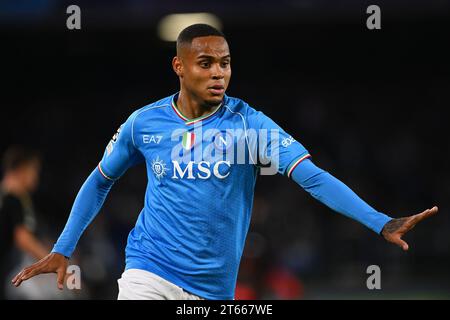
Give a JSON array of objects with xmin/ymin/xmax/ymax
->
[{"xmin": 171, "ymin": 93, "xmax": 224, "ymax": 126}]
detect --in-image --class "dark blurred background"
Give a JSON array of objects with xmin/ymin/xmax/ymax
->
[{"xmin": 1, "ymin": 0, "xmax": 449, "ymax": 299}]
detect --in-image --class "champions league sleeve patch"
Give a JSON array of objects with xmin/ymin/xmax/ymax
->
[{"xmin": 106, "ymin": 125, "xmax": 122, "ymax": 155}]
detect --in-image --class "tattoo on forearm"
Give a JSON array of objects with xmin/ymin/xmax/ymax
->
[{"xmin": 383, "ymin": 218, "xmax": 408, "ymax": 233}]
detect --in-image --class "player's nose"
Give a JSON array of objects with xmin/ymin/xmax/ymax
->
[{"xmin": 211, "ymin": 63, "xmax": 224, "ymax": 79}]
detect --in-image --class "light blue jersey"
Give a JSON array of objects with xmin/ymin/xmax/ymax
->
[
  {"xmin": 98, "ymin": 93, "xmax": 310, "ymax": 299},
  {"xmin": 53, "ymin": 92, "xmax": 391, "ymax": 300}
]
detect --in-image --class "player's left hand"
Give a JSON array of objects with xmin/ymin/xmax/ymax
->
[{"xmin": 381, "ymin": 206, "xmax": 438, "ymax": 251}]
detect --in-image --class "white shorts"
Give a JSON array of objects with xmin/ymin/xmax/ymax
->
[{"xmin": 117, "ymin": 269, "xmax": 204, "ymax": 300}]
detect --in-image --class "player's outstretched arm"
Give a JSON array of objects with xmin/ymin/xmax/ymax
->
[
  {"xmin": 11, "ymin": 112, "xmax": 141, "ymax": 288},
  {"xmin": 380, "ymin": 206, "xmax": 438, "ymax": 250},
  {"xmin": 11, "ymin": 166, "xmax": 114, "ymax": 288},
  {"xmin": 12, "ymin": 252, "xmax": 68, "ymax": 289},
  {"xmin": 290, "ymin": 158, "xmax": 438, "ymax": 249}
]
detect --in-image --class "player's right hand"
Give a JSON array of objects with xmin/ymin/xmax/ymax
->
[{"xmin": 12, "ymin": 252, "xmax": 69, "ymax": 290}]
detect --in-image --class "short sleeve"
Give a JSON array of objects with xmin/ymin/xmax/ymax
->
[
  {"xmin": 98, "ymin": 112, "xmax": 144, "ymax": 180},
  {"xmin": 246, "ymin": 108, "xmax": 311, "ymax": 177}
]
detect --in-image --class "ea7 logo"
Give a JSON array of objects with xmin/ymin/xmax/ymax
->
[{"xmin": 143, "ymin": 135, "xmax": 163, "ymax": 144}]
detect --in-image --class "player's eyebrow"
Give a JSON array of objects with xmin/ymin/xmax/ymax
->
[{"xmin": 196, "ymin": 54, "xmax": 231, "ymax": 60}]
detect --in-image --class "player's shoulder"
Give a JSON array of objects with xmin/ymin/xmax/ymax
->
[
  {"xmin": 123, "ymin": 94, "xmax": 173, "ymax": 126},
  {"xmin": 223, "ymin": 95, "xmax": 261, "ymax": 117},
  {"xmin": 224, "ymin": 95, "xmax": 266, "ymax": 124},
  {"xmin": 131, "ymin": 95, "xmax": 172, "ymax": 119}
]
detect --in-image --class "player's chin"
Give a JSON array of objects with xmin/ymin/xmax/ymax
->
[{"xmin": 204, "ymin": 92, "xmax": 225, "ymax": 106}]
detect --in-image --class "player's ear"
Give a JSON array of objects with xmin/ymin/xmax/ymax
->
[{"xmin": 172, "ymin": 56, "xmax": 183, "ymax": 77}]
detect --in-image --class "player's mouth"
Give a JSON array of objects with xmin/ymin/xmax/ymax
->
[{"xmin": 208, "ymin": 85, "xmax": 225, "ymax": 95}]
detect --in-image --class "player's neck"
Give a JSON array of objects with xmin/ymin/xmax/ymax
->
[{"xmin": 176, "ymin": 90, "xmax": 218, "ymax": 120}]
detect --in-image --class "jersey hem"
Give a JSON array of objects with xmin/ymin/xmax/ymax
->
[{"xmin": 125, "ymin": 260, "xmax": 234, "ymax": 300}]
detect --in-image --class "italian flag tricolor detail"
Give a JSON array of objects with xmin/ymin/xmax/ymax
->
[
  {"xmin": 182, "ymin": 132, "xmax": 196, "ymax": 150},
  {"xmin": 287, "ymin": 154, "xmax": 312, "ymax": 178}
]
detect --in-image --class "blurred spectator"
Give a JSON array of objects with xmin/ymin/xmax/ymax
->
[{"xmin": 0, "ymin": 146, "xmax": 48, "ymax": 299}]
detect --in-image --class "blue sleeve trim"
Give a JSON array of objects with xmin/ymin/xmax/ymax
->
[
  {"xmin": 286, "ymin": 153, "xmax": 312, "ymax": 178},
  {"xmin": 97, "ymin": 162, "xmax": 116, "ymax": 181}
]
